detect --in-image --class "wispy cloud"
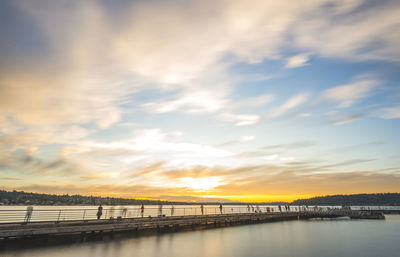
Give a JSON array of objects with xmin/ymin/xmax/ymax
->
[
  {"xmin": 375, "ymin": 105, "xmax": 400, "ymax": 119},
  {"xmin": 285, "ymin": 52, "xmax": 311, "ymax": 68},
  {"xmin": 321, "ymin": 76, "xmax": 379, "ymax": 108},
  {"xmin": 268, "ymin": 93, "xmax": 310, "ymax": 118},
  {"xmin": 263, "ymin": 141, "xmax": 315, "ymax": 151},
  {"xmin": 216, "ymin": 135, "xmax": 255, "ymax": 147},
  {"xmin": 218, "ymin": 113, "xmax": 260, "ymax": 126},
  {"xmin": 143, "ymin": 89, "xmax": 227, "ymax": 114},
  {"xmin": 331, "ymin": 113, "xmax": 365, "ymax": 125},
  {"xmin": 0, "ymin": 150, "xmax": 83, "ymax": 176},
  {"xmin": 233, "ymin": 94, "xmax": 274, "ymax": 109}
]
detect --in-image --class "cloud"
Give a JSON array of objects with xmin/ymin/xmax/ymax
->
[
  {"xmin": 300, "ymin": 113, "xmax": 312, "ymax": 117},
  {"xmin": 142, "ymin": 90, "xmax": 227, "ymax": 114},
  {"xmin": 0, "ymin": 177, "xmax": 24, "ymax": 181},
  {"xmin": 285, "ymin": 52, "xmax": 311, "ymax": 68},
  {"xmin": 233, "ymin": 94, "xmax": 274, "ymax": 109},
  {"xmin": 1, "ymin": 0, "xmax": 398, "ymax": 130},
  {"xmin": 0, "ymin": 125, "xmax": 89, "ymax": 145},
  {"xmin": 263, "ymin": 141, "xmax": 315, "ymax": 151},
  {"xmin": 292, "ymin": 0, "xmax": 400, "ymax": 61},
  {"xmin": 317, "ymin": 141, "xmax": 385, "ymax": 156},
  {"xmin": 218, "ymin": 112, "xmax": 260, "ymax": 126},
  {"xmin": 268, "ymin": 93, "xmax": 310, "ymax": 118},
  {"xmin": 10, "ymin": 162, "xmax": 400, "ymax": 200},
  {"xmin": 215, "ymin": 170, "xmax": 400, "ymax": 196},
  {"xmin": 321, "ymin": 76, "xmax": 379, "ymax": 108},
  {"xmin": 332, "ymin": 114, "xmax": 364, "ymax": 125},
  {"xmin": 0, "ymin": 150, "xmax": 83, "ymax": 176},
  {"xmin": 320, "ymin": 159, "xmax": 375, "ymax": 169},
  {"xmin": 157, "ymin": 195, "xmax": 234, "ymax": 203},
  {"xmin": 61, "ymin": 128, "xmax": 236, "ymax": 173},
  {"xmin": 262, "ymin": 154, "xmax": 295, "ymax": 162},
  {"xmin": 216, "ymin": 135, "xmax": 255, "ymax": 147},
  {"xmin": 375, "ymin": 105, "xmax": 400, "ymax": 119}
]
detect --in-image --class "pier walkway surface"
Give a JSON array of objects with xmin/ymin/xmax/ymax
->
[{"xmin": 0, "ymin": 207, "xmax": 385, "ymax": 248}]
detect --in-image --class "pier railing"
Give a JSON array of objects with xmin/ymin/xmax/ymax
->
[
  {"xmin": 0, "ymin": 206, "xmax": 375, "ymax": 224},
  {"xmin": 0, "ymin": 206, "xmax": 308, "ymax": 223}
]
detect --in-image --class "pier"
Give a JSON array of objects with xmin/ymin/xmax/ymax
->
[{"xmin": 0, "ymin": 206, "xmax": 385, "ymax": 250}]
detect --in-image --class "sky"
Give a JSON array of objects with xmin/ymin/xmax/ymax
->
[{"xmin": 0, "ymin": 0, "xmax": 399, "ymax": 203}]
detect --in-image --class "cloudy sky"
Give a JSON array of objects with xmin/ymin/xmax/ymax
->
[{"xmin": 0, "ymin": 0, "xmax": 399, "ymax": 202}]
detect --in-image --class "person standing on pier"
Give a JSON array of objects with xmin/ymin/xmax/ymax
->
[
  {"xmin": 219, "ymin": 204, "xmax": 223, "ymax": 214},
  {"xmin": 24, "ymin": 206, "xmax": 33, "ymax": 222},
  {"xmin": 141, "ymin": 204, "xmax": 144, "ymax": 217},
  {"xmin": 201, "ymin": 204, "xmax": 204, "ymax": 215},
  {"xmin": 158, "ymin": 203, "xmax": 163, "ymax": 216},
  {"xmin": 122, "ymin": 207, "xmax": 128, "ymax": 218},
  {"xmin": 97, "ymin": 204, "xmax": 103, "ymax": 219}
]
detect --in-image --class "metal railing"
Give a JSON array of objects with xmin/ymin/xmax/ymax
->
[
  {"xmin": 0, "ymin": 206, "xmax": 304, "ymax": 224},
  {"xmin": 0, "ymin": 205, "xmax": 393, "ymax": 224}
]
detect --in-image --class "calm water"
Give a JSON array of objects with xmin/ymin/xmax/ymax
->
[{"xmin": 3, "ymin": 215, "xmax": 400, "ymax": 257}]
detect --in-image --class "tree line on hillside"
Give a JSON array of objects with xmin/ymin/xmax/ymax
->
[
  {"xmin": 0, "ymin": 190, "xmax": 181, "ymax": 206},
  {"xmin": 292, "ymin": 193, "xmax": 400, "ymax": 206}
]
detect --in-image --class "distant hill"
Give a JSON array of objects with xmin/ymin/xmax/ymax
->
[
  {"xmin": 0, "ymin": 190, "xmax": 184, "ymax": 206},
  {"xmin": 0, "ymin": 190, "xmax": 246, "ymax": 206},
  {"xmin": 292, "ymin": 193, "xmax": 400, "ymax": 206}
]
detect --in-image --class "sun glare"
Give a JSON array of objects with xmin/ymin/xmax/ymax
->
[{"xmin": 181, "ymin": 177, "xmax": 222, "ymax": 191}]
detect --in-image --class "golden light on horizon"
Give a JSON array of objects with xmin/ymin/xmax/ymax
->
[{"xmin": 201, "ymin": 194, "xmax": 315, "ymax": 203}]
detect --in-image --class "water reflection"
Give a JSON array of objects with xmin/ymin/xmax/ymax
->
[{"xmin": 3, "ymin": 216, "xmax": 400, "ymax": 257}]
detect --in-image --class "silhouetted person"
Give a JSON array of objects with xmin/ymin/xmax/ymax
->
[
  {"xmin": 97, "ymin": 204, "xmax": 103, "ymax": 219},
  {"xmin": 141, "ymin": 204, "xmax": 144, "ymax": 217},
  {"xmin": 201, "ymin": 204, "xmax": 204, "ymax": 215},
  {"xmin": 122, "ymin": 207, "xmax": 128, "ymax": 218},
  {"xmin": 219, "ymin": 204, "xmax": 223, "ymax": 214},
  {"xmin": 24, "ymin": 206, "xmax": 33, "ymax": 222},
  {"xmin": 158, "ymin": 203, "xmax": 163, "ymax": 216}
]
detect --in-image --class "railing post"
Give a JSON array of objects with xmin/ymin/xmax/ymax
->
[
  {"xmin": 105, "ymin": 210, "xmax": 108, "ymax": 219},
  {"xmin": 184, "ymin": 208, "xmax": 185, "ymax": 216},
  {"xmin": 57, "ymin": 210, "xmax": 61, "ymax": 222},
  {"xmin": 83, "ymin": 210, "xmax": 86, "ymax": 221}
]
